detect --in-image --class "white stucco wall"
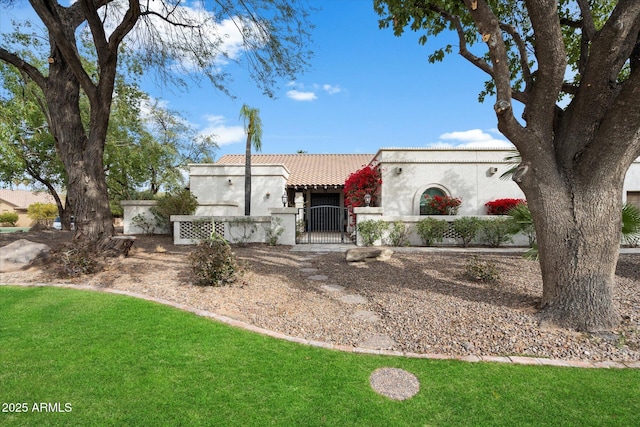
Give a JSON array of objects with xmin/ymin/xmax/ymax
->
[
  {"xmin": 375, "ymin": 148, "xmax": 526, "ymax": 216},
  {"xmin": 623, "ymin": 158, "xmax": 640, "ymax": 202},
  {"xmin": 189, "ymin": 163, "xmax": 289, "ymax": 217}
]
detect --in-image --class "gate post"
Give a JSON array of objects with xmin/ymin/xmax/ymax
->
[
  {"xmin": 270, "ymin": 207, "xmax": 298, "ymax": 245},
  {"xmin": 353, "ymin": 207, "xmax": 385, "ymax": 246}
]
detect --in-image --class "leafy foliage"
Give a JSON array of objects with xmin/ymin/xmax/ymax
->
[
  {"xmin": 621, "ymin": 204, "xmax": 640, "ymax": 247},
  {"xmin": 452, "ymin": 217, "xmax": 481, "ymax": 247},
  {"xmin": 150, "ymin": 189, "xmax": 198, "ymax": 232},
  {"xmin": 415, "ymin": 217, "xmax": 448, "ymax": 246},
  {"xmin": 357, "ymin": 219, "xmax": 388, "ymax": 246},
  {"xmin": 265, "ymin": 217, "xmax": 284, "ymax": 246},
  {"xmin": 0, "ymin": 212, "xmax": 19, "ymax": 226},
  {"xmin": 26, "ymin": 202, "xmax": 58, "ymax": 225},
  {"xmin": 477, "ymin": 218, "xmax": 519, "ymax": 247},
  {"xmin": 386, "ymin": 220, "xmax": 411, "ymax": 246}
]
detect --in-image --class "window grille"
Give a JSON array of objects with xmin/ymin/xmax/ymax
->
[{"xmin": 179, "ymin": 221, "xmax": 224, "ymax": 241}]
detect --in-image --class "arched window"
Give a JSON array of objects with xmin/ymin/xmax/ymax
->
[{"xmin": 420, "ymin": 187, "xmax": 446, "ymax": 215}]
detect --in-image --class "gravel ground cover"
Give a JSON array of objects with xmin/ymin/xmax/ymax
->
[{"xmin": 1, "ymin": 231, "xmax": 639, "ymax": 363}]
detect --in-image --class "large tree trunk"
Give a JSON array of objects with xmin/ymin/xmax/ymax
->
[
  {"xmin": 518, "ymin": 149, "xmax": 624, "ymax": 332},
  {"xmin": 46, "ymin": 54, "xmax": 114, "ymax": 247}
]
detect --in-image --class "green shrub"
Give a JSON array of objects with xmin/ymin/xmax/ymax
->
[
  {"xmin": 452, "ymin": 217, "xmax": 481, "ymax": 247},
  {"xmin": 387, "ymin": 221, "xmax": 411, "ymax": 246},
  {"xmin": 357, "ymin": 219, "xmax": 388, "ymax": 246},
  {"xmin": 507, "ymin": 203, "xmax": 536, "ymax": 246},
  {"xmin": 0, "ymin": 212, "xmax": 19, "ymax": 226},
  {"xmin": 416, "ymin": 217, "xmax": 448, "ymax": 246},
  {"xmin": 622, "ymin": 203, "xmax": 640, "ymax": 247},
  {"xmin": 151, "ymin": 189, "xmax": 198, "ymax": 233},
  {"xmin": 27, "ymin": 202, "xmax": 58, "ymax": 226},
  {"xmin": 188, "ymin": 235, "xmax": 239, "ymax": 286},
  {"xmin": 478, "ymin": 218, "xmax": 519, "ymax": 247},
  {"xmin": 265, "ymin": 217, "xmax": 284, "ymax": 246},
  {"xmin": 464, "ymin": 256, "xmax": 500, "ymax": 283}
]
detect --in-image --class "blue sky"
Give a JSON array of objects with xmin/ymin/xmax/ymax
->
[{"xmin": 1, "ymin": 0, "xmax": 513, "ymax": 159}]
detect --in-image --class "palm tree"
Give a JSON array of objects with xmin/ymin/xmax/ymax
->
[{"xmin": 239, "ymin": 104, "xmax": 263, "ymax": 216}]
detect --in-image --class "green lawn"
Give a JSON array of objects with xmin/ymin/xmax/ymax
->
[{"xmin": 1, "ymin": 286, "xmax": 639, "ymax": 426}]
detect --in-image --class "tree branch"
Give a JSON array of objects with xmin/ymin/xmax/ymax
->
[
  {"xmin": 0, "ymin": 47, "xmax": 47, "ymax": 89},
  {"xmin": 576, "ymin": 0, "xmax": 597, "ymax": 40},
  {"xmin": 28, "ymin": 0, "xmax": 96, "ymax": 96}
]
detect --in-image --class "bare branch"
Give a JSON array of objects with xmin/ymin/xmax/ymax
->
[
  {"xmin": 576, "ymin": 0, "xmax": 597, "ymax": 40},
  {"xmin": 499, "ymin": 22, "xmax": 532, "ymax": 93}
]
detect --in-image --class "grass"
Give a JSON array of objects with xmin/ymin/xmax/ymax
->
[{"xmin": 1, "ymin": 286, "xmax": 639, "ymax": 426}]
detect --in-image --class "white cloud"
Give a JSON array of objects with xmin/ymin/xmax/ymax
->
[
  {"xmin": 429, "ymin": 129, "xmax": 513, "ymax": 148},
  {"xmin": 287, "ymin": 90, "xmax": 317, "ymax": 101},
  {"xmin": 322, "ymin": 84, "xmax": 342, "ymax": 95},
  {"xmin": 199, "ymin": 115, "xmax": 245, "ymax": 146}
]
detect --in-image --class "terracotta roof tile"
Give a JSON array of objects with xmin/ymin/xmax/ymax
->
[{"xmin": 216, "ymin": 154, "xmax": 374, "ymax": 188}]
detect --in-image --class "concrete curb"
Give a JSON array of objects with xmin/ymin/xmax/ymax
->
[{"xmin": 2, "ymin": 282, "xmax": 637, "ymax": 369}]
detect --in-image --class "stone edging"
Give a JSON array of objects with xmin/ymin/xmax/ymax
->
[{"xmin": 3, "ymin": 282, "xmax": 639, "ymax": 369}]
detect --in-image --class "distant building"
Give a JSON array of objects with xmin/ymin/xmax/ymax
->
[{"xmin": 0, "ymin": 189, "xmax": 57, "ymax": 227}]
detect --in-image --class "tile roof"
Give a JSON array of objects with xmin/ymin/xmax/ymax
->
[
  {"xmin": 216, "ymin": 154, "xmax": 374, "ymax": 188},
  {"xmin": 0, "ymin": 189, "xmax": 56, "ymax": 209}
]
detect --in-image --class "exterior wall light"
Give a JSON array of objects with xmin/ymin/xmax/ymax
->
[
  {"xmin": 266, "ymin": 191, "xmax": 271, "ymax": 198},
  {"xmin": 364, "ymin": 193, "xmax": 372, "ymax": 207},
  {"xmin": 281, "ymin": 192, "xmax": 288, "ymax": 207}
]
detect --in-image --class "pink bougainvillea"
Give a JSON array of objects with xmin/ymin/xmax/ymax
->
[{"xmin": 485, "ymin": 198, "xmax": 526, "ymax": 215}]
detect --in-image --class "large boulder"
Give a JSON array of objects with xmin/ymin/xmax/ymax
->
[
  {"xmin": 0, "ymin": 239, "xmax": 51, "ymax": 272},
  {"xmin": 345, "ymin": 247, "xmax": 393, "ymax": 263}
]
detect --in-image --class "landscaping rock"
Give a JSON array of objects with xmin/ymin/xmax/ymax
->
[
  {"xmin": 345, "ymin": 247, "xmax": 393, "ymax": 263},
  {"xmin": 0, "ymin": 239, "xmax": 51, "ymax": 272}
]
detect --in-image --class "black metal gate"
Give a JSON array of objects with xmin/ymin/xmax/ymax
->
[{"xmin": 297, "ymin": 205, "xmax": 351, "ymax": 244}]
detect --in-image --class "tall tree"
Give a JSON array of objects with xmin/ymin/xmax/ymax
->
[
  {"xmin": 0, "ymin": 0, "xmax": 312, "ymax": 249},
  {"xmin": 375, "ymin": 0, "xmax": 640, "ymax": 331},
  {"xmin": 239, "ymin": 104, "xmax": 263, "ymax": 216}
]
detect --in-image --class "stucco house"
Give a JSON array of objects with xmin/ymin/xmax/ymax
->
[
  {"xmin": 127, "ymin": 147, "xmax": 640, "ymax": 245},
  {"xmin": 0, "ymin": 189, "xmax": 57, "ymax": 227},
  {"xmin": 189, "ymin": 148, "xmax": 528, "ymax": 217}
]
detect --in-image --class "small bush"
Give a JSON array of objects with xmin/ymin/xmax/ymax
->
[
  {"xmin": 357, "ymin": 219, "xmax": 388, "ymax": 246},
  {"xmin": 507, "ymin": 203, "xmax": 536, "ymax": 247},
  {"xmin": 464, "ymin": 256, "xmax": 500, "ymax": 283},
  {"xmin": 478, "ymin": 218, "xmax": 519, "ymax": 247},
  {"xmin": 453, "ymin": 217, "xmax": 481, "ymax": 247},
  {"xmin": 265, "ymin": 217, "xmax": 284, "ymax": 246},
  {"xmin": 0, "ymin": 212, "xmax": 19, "ymax": 226},
  {"xmin": 151, "ymin": 189, "xmax": 198, "ymax": 233},
  {"xmin": 188, "ymin": 236, "xmax": 239, "ymax": 286},
  {"xmin": 387, "ymin": 221, "xmax": 411, "ymax": 246},
  {"xmin": 49, "ymin": 243, "xmax": 103, "ymax": 278},
  {"xmin": 416, "ymin": 217, "xmax": 448, "ymax": 246},
  {"xmin": 131, "ymin": 213, "xmax": 157, "ymax": 235}
]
